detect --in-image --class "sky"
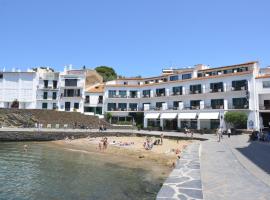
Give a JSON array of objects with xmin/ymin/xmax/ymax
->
[{"xmin": 0, "ymin": 0, "xmax": 269, "ymax": 77}]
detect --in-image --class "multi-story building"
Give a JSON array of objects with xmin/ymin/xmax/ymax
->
[
  {"xmin": 0, "ymin": 70, "xmax": 38, "ymax": 109},
  {"xmin": 84, "ymin": 83, "xmax": 104, "ymax": 116},
  {"xmin": 35, "ymin": 67, "xmax": 60, "ymax": 110},
  {"xmin": 103, "ymin": 61, "xmax": 261, "ymax": 130},
  {"xmin": 1, "ymin": 61, "xmax": 270, "ymax": 131},
  {"xmin": 58, "ymin": 67, "xmax": 103, "ymax": 113}
]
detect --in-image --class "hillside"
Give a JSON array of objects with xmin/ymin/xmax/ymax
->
[{"xmin": 0, "ymin": 109, "xmax": 111, "ymax": 129}]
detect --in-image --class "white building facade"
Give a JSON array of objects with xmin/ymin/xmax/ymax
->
[
  {"xmin": 0, "ymin": 71, "xmax": 38, "ymax": 109},
  {"xmin": 103, "ymin": 61, "xmax": 264, "ymax": 130}
]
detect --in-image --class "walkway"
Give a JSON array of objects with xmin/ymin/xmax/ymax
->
[
  {"xmin": 157, "ymin": 143, "xmax": 203, "ymax": 200},
  {"xmin": 200, "ymin": 135, "xmax": 270, "ymax": 200}
]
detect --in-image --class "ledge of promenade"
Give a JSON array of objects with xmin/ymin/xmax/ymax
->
[{"xmin": 0, "ymin": 128, "xmax": 209, "ymax": 141}]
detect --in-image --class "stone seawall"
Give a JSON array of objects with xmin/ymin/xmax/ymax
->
[{"xmin": 0, "ymin": 130, "xmax": 135, "ymax": 141}]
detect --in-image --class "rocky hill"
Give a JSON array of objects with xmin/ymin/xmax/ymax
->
[{"xmin": 0, "ymin": 109, "xmax": 111, "ymax": 129}]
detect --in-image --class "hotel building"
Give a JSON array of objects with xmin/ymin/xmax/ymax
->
[{"xmin": 103, "ymin": 61, "xmax": 262, "ymax": 130}]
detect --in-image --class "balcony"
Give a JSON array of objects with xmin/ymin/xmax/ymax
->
[
  {"xmin": 231, "ymin": 86, "xmax": 247, "ymax": 91},
  {"xmin": 209, "ymin": 88, "xmax": 224, "ymax": 93},
  {"xmin": 228, "ymin": 104, "xmax": 249, "ymax": 109},
  {"xmin": 155, "ymin": 93, "xmax": 166, "ymax": 97},
  {"xmin": 189, "ymin": 90, "xmax": 202, "ymax": 95},
  {"xmin": 171, "ymin": 91, "xmax": 182, "ymax": 96},
  {"xmin": 259, "ymin": 105, "xmax": 270, "ymax": 110},
  {"xmin": 142, "ymin": 94, "xmax": 150, "ymax": 98}
]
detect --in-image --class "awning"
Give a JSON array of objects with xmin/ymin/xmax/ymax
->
[
  {"xmin": 198, "ymin": 112, "xmax": 219, "ymax": 119},
  {"xmin": 145, "ymin": 113, "xmax": 160, "ymax": 119},
  {"xmin": 178, "ymin": 113, "xmax": 197, "ymax": 119},
  {"xmin": 160, "ymin": 113, "xmax": 177, "ymax": 119}
]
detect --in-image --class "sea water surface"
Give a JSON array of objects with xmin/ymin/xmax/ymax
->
[{"xmin": 0, "ymin": 142, "xmax": 166, "ymax": 200}]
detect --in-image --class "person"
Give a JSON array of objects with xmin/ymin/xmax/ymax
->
[
  {"xmin": 24, "ymin": 144, "xmax": 28, "ymax": 152},
  {"xmin": 227, "ymin": 128, "xmax": 231, "ymax": 138},
  {"xmin": 217, "ymin": 127, "xmax": 222, "ymax": 142},
  {"xmin": 160, "ymin": 133, "xmax": 164, "ymax": 145}
]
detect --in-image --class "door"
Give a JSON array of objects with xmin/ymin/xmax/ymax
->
[{"xmin": 65, "ymin": 102, "xmax": 71, "ymax": 111}]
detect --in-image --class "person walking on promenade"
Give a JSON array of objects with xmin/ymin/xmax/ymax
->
[
  {"xmin": 217, "ymin": 127, "xmax": 222, "ymax": 142},
  {"xmin": 227, "ymin": 128, "xmax": 231, "ymax": 138}
]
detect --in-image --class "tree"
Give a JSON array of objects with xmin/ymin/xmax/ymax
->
[
  {"xmin": 224, "ymin": 112, "xmax": 247, "ymax": 129},
  {"xmin": 106, "ymin": 112, "xmax": 112, "ymax": 124},
  {"xmin": 95, "ymin": 66, "xmax": 117, "ymax": 82},
  {"xmin": 11, "ymin": 99, "xmax": 19, "ymax": 108}
]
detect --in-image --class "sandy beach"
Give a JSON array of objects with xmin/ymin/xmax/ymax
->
[{"xmin": 53, "ymin": 136, "xmax": 193, "ymax": 169}]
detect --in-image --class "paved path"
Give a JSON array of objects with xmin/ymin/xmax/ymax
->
[
  {"xmin": 157, "ymin": 143, "xmax": 203, "ymax": 200},
  {"xmin": 200, "ymin": 135, "xmax": 270, "ymax": 200}
]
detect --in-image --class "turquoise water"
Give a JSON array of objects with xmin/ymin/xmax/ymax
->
[{"xmin": 0, "ymin": 142, "xmax": 165, "ymax": 200}]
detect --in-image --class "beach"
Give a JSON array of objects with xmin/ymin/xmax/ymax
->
[{"xmin": 53, "ymin": 135, "xmax": 193, "ymax": 170}]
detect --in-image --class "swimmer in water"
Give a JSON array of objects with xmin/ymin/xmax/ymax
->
[{"xmin": 24, "ymin": 144, "xmax": 28, "ymax": 152}]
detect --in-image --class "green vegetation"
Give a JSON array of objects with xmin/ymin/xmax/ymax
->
[
  {"xmin": 224, "ymin": 111, "xmax": 247, "ymax": 129},
  {"xmin": 95, "ymin": 66, "xmax": 117, "ymax": 82},
  {"xmin": 105, "ymin": 112, "xmax": 112, "ymax": 123}
]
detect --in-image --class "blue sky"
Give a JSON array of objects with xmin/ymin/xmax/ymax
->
[{"xmin": 0, "ymin": 0, "xmax": 269, "ymax": 77}]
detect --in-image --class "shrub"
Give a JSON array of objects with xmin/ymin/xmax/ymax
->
[{"xmin": 224, "ymin": 112, "xmax": 247, "ymax": 129}]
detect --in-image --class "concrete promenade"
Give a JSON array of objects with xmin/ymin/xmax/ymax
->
[{"xmin": 201, "ymin": 135, "xmax": 270, "ymax": 200}]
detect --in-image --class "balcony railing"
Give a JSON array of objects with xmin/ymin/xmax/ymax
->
[
  {"xmin": 155, "ymin": 93, "xmax": 166, "ymax": 97},
  {"xmin": 259, "ymin": 105, "xmax": 270, "ymax": 110}
]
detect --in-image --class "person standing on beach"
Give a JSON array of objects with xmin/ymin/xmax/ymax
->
[{"xmin": 160, "ymin": 134, "xmax": 164, "ymax": 145}]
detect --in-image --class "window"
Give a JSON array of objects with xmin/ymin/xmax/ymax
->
[
  {"xmin": 172, "ymin": 86, "xmax": 182, "ymax": 95},
  {"xmin": 123, "ymin": 82, "xmax": 128, "ymax": 85},
  {"xmin": 118, "ymin": 103, "xmax": 127, "ymax": 111},
  {"xmin": 210, "ymin": 82, "xmax": 223, "ymax": 92},
  {"xmin": 129, "ymin": 91, "xmax": 138, "ymax": 98},
  {"xmin": 74, "ymin": 103, "xmax": 79, "ymax": 109},
  {"xmin": 173, "ymin": 101, "xmax": 181, "ymax": 109},
  {"xmin": 156, "ymin": 102, "xmax": 164, "ymax": 109},
  {"xmin": 108, "ymin": 90, "xmax": 116, "ymax": 98},
  {"xmin": 232, "ymin": 98, "xmax": 248, "ymax": 109},
  {"xmin": 143, "ymin": 90, "xmax": 151, "ymax": 97},
  {"xmin": 52, "ymin": 92, "xmax": 57, "ymax": 100},
  {"xmin": 98, "ymin": 96, "xmax": 103, "ymax": 104},
  {"xmin": 44, "ymin": 80, "xmax": 48, "ymax": 88},
  {"xmin": 53, "ymin": 80, "xmax": 58, "ymax": 89},
  {"xmin": 43, "ymin": 92, "xmax": 48, "ymax": 99},
  {"xmin": 119, "ymin": 90, "xmax": 127, "ymax": 98},
  {"xmin": 64, "ymin": 89, "xmax": 81, "ymax": 97},
  {"xmin": 156, "ymin": 88, "xmax": 165, "ymax": 97},
  {"xmin": 85, "ymin": 95, "xmax": 90, "ymax": 103},
  {"xmin": 263, "ymin": 81, "xmax": 270, "ymax": 88},
  {"xmin": 53, "ymin": 103, "xmax": 57, "ymax": 110},
  {"xmin": 108, "ymin": 103, "xmax": 116, "ymax": 111},
  {"xmin": 65, "ymin": 79, "xmax": 77, "ymax": 87},
  {"xmin": 190, "ymin": 84, "xmax": 202, "ymax": 94},
  {"xmin": 42, "ymin": 103, "xmax": 47, "ymax": 109},
  {"xmin": 170, "ymin": 75, "xmax": 179, "ymax": 81},
  {"xmin": 232, "ymin": 80, "xmax": 247, "ymax": 91},
  {"xmin": 129, "ymin": 103, "xmax": 138, "ymax": 111},
  {"xmin": 190, "ymin": 100, "xmax": 200, "ymax": 109},
  {"xmin": 182, "ymin": 73, "xmax": 192, "ymax": 80},
  {"xmin": 0, "ymin": 74, "xmax": 3, "ymax": 79},
  {"xmin": 211, "ymin": 99, "xmax": 224, "ymax": 109}
]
